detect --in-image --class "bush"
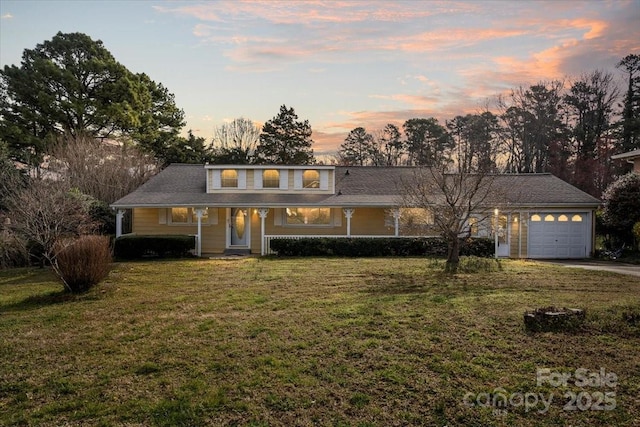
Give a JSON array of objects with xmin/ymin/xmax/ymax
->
[
  {"xmin": 601, "ymin": 172, "xmax": 640, "ymax": 245},
  {"xmin": 269, "ymin": 237, "xmax": 494, "ymax": 258},
  {"xmin": 114, "ymin": 234, "xmax": 195, "ymax": 259},
  {"xmin": 0, "ymin": 228, "xmax": 29, "ymax": 269},
  {"xmin": 55, "ymin": 235, "xmax": 112, "ymax": 293}
]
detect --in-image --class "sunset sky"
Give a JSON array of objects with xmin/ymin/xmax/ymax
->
[{"xmin": 1, "ymin": 0, "xmax": 638, "ymax": 155}]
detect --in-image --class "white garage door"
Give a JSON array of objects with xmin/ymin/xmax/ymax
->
[{"xmin": 528, "ymin": 213, "xmax": 588, "ymax": 259}]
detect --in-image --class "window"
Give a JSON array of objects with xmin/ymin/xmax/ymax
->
[
  {"xmin": 286, "ymin": 207, "xmax": 331, "ymax": 225},
  {"xmin": 571, "ymin": 214, "xmax": 583, "ymax": 222},
  {"xmin": 468, "ymin": 217, "xmax": 479, "ymax": 236},
  {"xmin": 221, "ymin": 169, "xmax": 238, "ymax": 188},
  {"xmin": 558, "ymin": 214, "xmax": 569, "ymax": 222},
  {"xmin": 303, "ymin": 170, "xmax": 320, "ymax": 188},
  {"xmin": 171, "ymin": 207, "xmax": 189, "ymax": 223},
  {"xmin": 402, "ymin": 208, "xmax": 434, "ymax": 226},
  {"xmin": 544, "ymin": 214, "xmax": 555, "ymax": 222},
  {"xmin": 169, "ymin": 207, "xmax": 211, "ymax": 224},
  {"xmin": 531, "ymin": 214, "xmax": 542, "ymax": 222},
  {"xmin": 192, "ymin": 208, "xmax": 209, "ymax": 223},
  {"xmin": 263, "ymin": 169, "xmax": 280, "ymax": 188},
  {"xmin": 399, "ymin": 208, "xmax": 435, "ymax": 235}
]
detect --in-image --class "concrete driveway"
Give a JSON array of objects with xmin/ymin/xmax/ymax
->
[{"xmin": 539, "ymin": 260, "xmax": 640, "ymax": 278}]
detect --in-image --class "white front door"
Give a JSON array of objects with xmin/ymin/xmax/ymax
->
[
  {"xmin": 496, "ymin": 214, "xmax": 510, "ymax": 257},
  {"xmin": 229, "ymin": 208, "xmax": 249, "ymax": 247}
]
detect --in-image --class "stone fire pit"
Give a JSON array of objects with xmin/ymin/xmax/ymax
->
[{"xmin": 524, "ymin": 307, "xmax": 585, "ymax": 332}]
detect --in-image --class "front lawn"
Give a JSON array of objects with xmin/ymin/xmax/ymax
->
[{"xmin": 1, "ymin": 258, "xmax": 639, "ymax": 426}]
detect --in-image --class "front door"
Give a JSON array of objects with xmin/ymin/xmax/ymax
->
[
  {"xmin": 496, "ymin": 214, "xmax": 510, "ymax": 257},
  {"xmin": 229, "ymin": 208, "xmax": 248, "ymax": 246}
]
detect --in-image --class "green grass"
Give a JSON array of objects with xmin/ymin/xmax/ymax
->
[{"xmin": 1, "ymin": 258, "xmax": 639, "ymax": 426}]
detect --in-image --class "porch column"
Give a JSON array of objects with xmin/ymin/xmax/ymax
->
[
  {"xmin": 343, "ymin": 208, "xmax": 355, "ymax": 237},
  {"xmin": 257, "ymin": 208, "xmax": 269, "ymax": 255},
  {"xmin": 392, "ymin": 208, "xmax": 401, "ymax": 237},
  {"xmin": 194, "ymin": 207, "xmax": 205, "ymax": 257},
  {"xmin": 115, "ymin": 209, "xmax": 125, "ymax": 238},
  {"xmin": 494, "ymin": 208, "xmax": 499, "ymax": 259}
]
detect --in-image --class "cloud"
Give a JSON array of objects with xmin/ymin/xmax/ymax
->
[
  {"xmin": 369, "ymin": 94, "xmax": 440, "ymax": 108},
  {"xmin": 1, "ymin": 13, "xmax": 13, "ymax": 19}
]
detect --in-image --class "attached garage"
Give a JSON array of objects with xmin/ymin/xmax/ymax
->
[{"xmin": 528, "ymin": 212, "xmax": 591, "ymax": 259}]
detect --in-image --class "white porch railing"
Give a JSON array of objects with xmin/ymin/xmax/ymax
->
[{"xmin": 262, "ymin": 234, "xmax": 428, "ymax": 255}]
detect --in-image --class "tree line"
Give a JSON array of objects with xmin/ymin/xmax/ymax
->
[{"xmin": 337, "ymin": 57, "xmax": 639, "ymax": 197}]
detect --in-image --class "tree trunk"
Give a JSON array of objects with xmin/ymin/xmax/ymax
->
[{"xmin": 445, "ymin": 235, "xmax": 460, "ymax": 273}]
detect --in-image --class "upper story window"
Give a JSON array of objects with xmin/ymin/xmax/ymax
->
[
  {"xmin": 303, "ymin": 170, "xmax": 320, "ymax": 188},
  {"xmin": 221, "ymin": 169, "xmax": 238, "ymax": 188},
  {"xmin": 263, "ymin": 169, "xmax": 280, "ymax": 188}
]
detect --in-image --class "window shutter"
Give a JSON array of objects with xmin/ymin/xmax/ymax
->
[
  {"xmin": 280, "ymin": 170, "xmax": 289, "ymax": 190},
  {"xmin": 334, "ymin": 209, "xmax": 342, "ymax": 227},
  {"xmin": 158, "ymin": 208, "xmax": 167, "ymax": 224},
  {"xmin": 320, "ymin": 170, "xmax": 329, "ymax": 190},
  {"xmin": 209, "ymin": 208, "xmax": 219, "ymax": 225},
  {"xmin": 212, "ymin": 170, "xmax": 221, "ymax": 189},
  {"xmin": 274, "ymin": 208, "xmax": 283, "ymax": 226},
  {"xmin": 254, "ymin": 170, "xmax": 263, "ymax": 189},
  {"xmin": 294, "ymin": 170, "xmax": 303, "ymax": 189},
  {"xmin": 238, "ymin": 170, "xmax": 247, "ymax": 189}
]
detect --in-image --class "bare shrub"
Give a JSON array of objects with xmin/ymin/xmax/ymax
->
[
  {"xmin": 0, "ymin": 227, "xmax": 29, "ymax": 269},
  {"xmin": 55, "ymin": 235, "xmax": 112, "ymax": 293}
]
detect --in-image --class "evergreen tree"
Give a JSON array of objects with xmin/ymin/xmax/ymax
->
[
  {"xmin": 338, "ymin": 127, "xmax": 374, "ymax": 166},
  {"xmin": 0, "ymin": 32, "xmax": 184, "ymax": 169},
  {"xmin": 254, "ymin": 105, "xmax": 315, "ymax": 165}
]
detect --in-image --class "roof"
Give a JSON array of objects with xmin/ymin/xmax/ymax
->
[
  {"xmin": 111, "ymin": 164, "xmax": 600, "ymax": 209},
  {"xmin": 611, "ymin": 148, "xmax": 640, "ymax": 161}
]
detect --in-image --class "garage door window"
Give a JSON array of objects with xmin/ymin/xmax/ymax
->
[
  {"xmin": 558, "ymin": 214, "xmax": 568, "ymax": 222},
  {"xmin": 544, "ymin": 214, "xmax": 555, "ymax": 222},
  {"xmin": 531, "ymin": 214, "xmax": 541, "ymax": 222},
  {"xmin": 572, "ymin": 215, "xmax": 583, "ymax": 222}
]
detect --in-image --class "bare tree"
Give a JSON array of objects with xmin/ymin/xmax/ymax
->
[
  {"xmin": 401, "ymin": 164, "xmax": 497, "ymax": 273},
  {"xmin": 7, "ymin": 178, "xmax": 99, "ymax": 291},
  {"xmin": 211, "ymin": 118, "xmax": 260, "ymax": 164},
  {"xmin": 48, "ymin": 134, "xmax": 160, "ymax": 204}
]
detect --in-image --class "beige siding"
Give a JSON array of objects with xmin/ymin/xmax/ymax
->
[
  {"xmin": 351, "ymin": 208, "xmax": 395, "ymax": 235},
  {"xmin": 132, "ymin": 208, "xmax": 227, "ymax": 254}
]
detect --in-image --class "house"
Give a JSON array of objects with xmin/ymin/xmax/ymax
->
[
  {"xmin": 111, "ymin": 164, "xmax": 601, "ymax": 259},
  {"xmin": 611, "ymin": 148, "xmax": 640, "ymax": 173}
]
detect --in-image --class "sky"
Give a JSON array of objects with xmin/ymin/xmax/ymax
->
[{"xmin": 1, "ymin": 0, "xmax": 639, "ymax": 156}]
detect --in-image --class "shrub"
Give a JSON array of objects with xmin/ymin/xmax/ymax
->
[
  {"xmin": 601, "ymin": 172, "xmax": 640, "ymax": 245},
  {"xmin": 114, "ymin": 234, "xmax": 195, "ymax": 259},
  {"xmin": 269, "ymin": 237, "xmax": 493, "ymax": 258},
  {"xmin": 0, "ymin": 227, "xmax": 29, "ymax": 269},
  {"xmin": 55, "ymin": 235, "xmax": 112, "ymax": 293}
]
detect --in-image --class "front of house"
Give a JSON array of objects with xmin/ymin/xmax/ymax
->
[{"xmin": 111, "ymin": 164, "xmax": 601, "ymax": 259}]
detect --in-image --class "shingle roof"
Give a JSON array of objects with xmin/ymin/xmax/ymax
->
[{"xmin": 111, "ymin": 164, "xmax": 600, "ymax": 208}]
